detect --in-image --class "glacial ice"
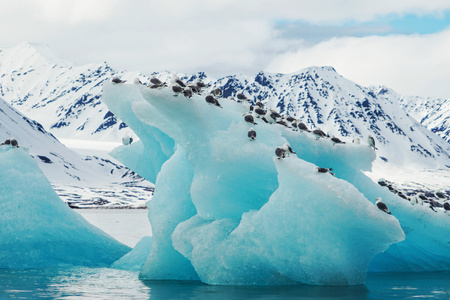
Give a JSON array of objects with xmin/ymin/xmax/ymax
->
[
  {"xmin": 103, "ymin": 83, "xmax": 450, "ymax": 285},
  {"xmin": 0, "ymin": 145, "xmax": 130, "ymax": 268}
]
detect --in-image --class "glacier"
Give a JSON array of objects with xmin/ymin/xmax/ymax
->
[
  {"xmin": 0, "ymin": 145, "xmax": 130, "ymax": 268},
  {"xmin": 102, "ymin": 81, "xmax": 450, "ymax": 286}
]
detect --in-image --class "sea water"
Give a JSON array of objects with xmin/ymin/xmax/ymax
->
[{"xmin": 1, "ymin": 210, "xmax": 449, "ymax": 299}]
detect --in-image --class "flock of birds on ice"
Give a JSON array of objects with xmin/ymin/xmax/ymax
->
[{"xmin": 112, "ymin": 75, "xmax": 450, "ymax": 216}]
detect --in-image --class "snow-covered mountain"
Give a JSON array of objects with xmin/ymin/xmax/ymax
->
[
  {"xmin": 0, "ymin": 42, "xmax": 449, "ymax": 194},
  {"xmin": 0, "ymin": 95, "xmax": 151, "ymax": 208},
  {"xmin": 367, "ymin": 86, "xmax": 450, "ymax": 144},
  {"xmin": 0, "ymin": 42, "xmax": 135, "ymax": 141}
]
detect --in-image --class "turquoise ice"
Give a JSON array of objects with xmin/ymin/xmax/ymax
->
[
  {"xmin": 0, "ymin": 146, "xmax": 130, "ymax": 268},
  {"xmin": 103, "ymin": 83, "xmax": 450, "ymax": 285}
]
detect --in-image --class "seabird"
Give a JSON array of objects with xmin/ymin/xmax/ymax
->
[
  {"xmin": 444, "ymin": 202, "xmax": 450, "ymax": 212},
  {"xmin": 2, "ymin": 138, "xmax": 11, "ymax": 145},
  {"xmin": 297, "ymin": 122, "xmax": 309, "ymax": 132},
  {"xmin": 171, "ymin": 76, "xmax": 186, "ymax": 88},
  {"xmin": 368, "ymin": 135, "xmax": 378, "ymax": 150},
  {"xmin": 111, "ymin": 77, "xmax": 126, "ymax": 84},
  {"xmin": 211, "ymin": 87, "xmax": 223, "ymax": 98},
  {"xmin": 253, "ymin": 107, "xmax": 266, "ymax": 118},
  {"xmin": 236, "ymin": 91, "xmax": 247, "ymax": 101},
  {"xmin": 150, "ymin": 76, "xmax": 164, "ymax": 85},
  {"xmin": 312, "ymin": 128, "xmax": 327, "ymax": 139},
  {"xmin": 331, "ymin": 136, "xmax": 345, "ymax": 145},
  {"xmin": 436, "ymin": 192, "xmax": 446, "ymax": 199},
  {"xmin": 9, "ymin": 138, "xmax": 18, "ymax": 148},
  {"xmin": 276, "ymin": 120, "xmax": 289, "ymax": 127},
  {"xmin": 122, "ymin": 135, "xmax": 133, "ymax": 145},
  {"xmin": 314, "ymin": 166, "xmax": 334, "ymax": 175},
  {"xmin": 270, "ymin": 110, "xmax": 281, "ymax": 121},
  {"xmin": 377, "ymin": 178, "xmax": 388, "ymax": 187},
  {"xmin": 183, "ymin": 87, "xmax": 193, "ymax": 98},
  {"xmin": 255, "ymin": 102, "xmax": 265, "ymax": 109},
  {"xmin": 376, "ymin": 197, "xmax": 391, "ymax": 215},
  {"xmin": 275, "ymin": 147, "xmax": 286, "ymax": 159},
  {"xmin": 205, "ymin": 94, "xmax": 216, "ymax": 105},
  {"xmin": 133, "ymin": 78, "xmax": 143, "ymax": 85},
  {"xmin": 172, "ymin": 83, "xmax": 184, "ymax": 96},
  {"xmin": 195, "ymin": 79, "xmax": 210, "ymax": 89},
  {"xmin": 244, "ymin": 113, "xmax": 257, "ymax": 125},
  {"xmin": 291, "ymin": 121, "xmax": 298, "ymax": 131},
  {"xmin": 263, "ymin": 111, "xmax": 276, "ymax": 124},
  {"xmin": 248, "ymin": 127, "xmax": 256, "ymax": 141},
  {"xmin": 187, "ymin": 83, "xmax": 201, "ymax": 95},
  {"xmin": 286, "ymin": 116, "xmax": 295, "ymax": 123}
]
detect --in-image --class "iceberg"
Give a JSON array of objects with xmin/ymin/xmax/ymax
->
[
  {"xmin": 0, "ymin": 145, "xmax": 130, "ymax": 268},
  {"xmin": 102, "ymin": 83, "xmax": 450, "ymax": 285}
]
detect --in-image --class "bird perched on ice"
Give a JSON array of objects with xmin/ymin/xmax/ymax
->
[
  {"xmin": 122, "ymin": 135, "xmax": 133, "ymax": 145},
  {"xmin": 2, "ymin": 138, "xmax": 19, "ymax": 147},
  {"xmin": 211, "ymin": 87, "xmax": 223, "ymax": 98},
  {"xmin": 236, "ymin": 91, "xmax": 248, "ymax": 102},
  {"xmin": 367, "ymin": 135, "xmax": 378, "ymax": 150},
  {"xmin": 314, "ymin": 166, "xmax": 334, "ymax": 175},
  {"xmin": 376, "ymin": 197, "xmax": 391, "ymax": 214},
  {"xmin": 244, "ymin": 113, "xmax": 257, "ymax": 125},
  {"xmin": 171, "ymin": 75, "xmax": 186, "ymax": 88},
  {"xmin": 275, "ymin": 147, "xmax": 286, "ymax": 159},
  {"xmin": 248, "ymin": 127, "xmax": 256, "ymax": 141},
  {"xmin": 111, "ymin": 77, "xmax": 126, "ymax": 84},
  {"xmin": 172, "ymin": 83, "xmax": 184, "ymax": 96},
  {"xmin": 330, "ymin": 136, "xmax": 345, "ymax": 145},
  {"xmin": 312, "ymin": 128, "xmax": 327, "ymax": 139},
  {"xmin": 444, "ymin": 202, "xmax": 450, "ymax": 212},
  {"xmin": 297, "ymin": 122, "xmax": 309, "ymax": 132},
  {"xmin": 183, "ymin": 87, "xmax": 193, "ymax": 98}
]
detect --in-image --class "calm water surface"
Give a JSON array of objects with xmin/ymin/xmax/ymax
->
[{"xmin": 0, "ymin": 268, "xmax": 449, "ymax": 299}]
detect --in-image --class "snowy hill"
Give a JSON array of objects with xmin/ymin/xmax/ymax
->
[
  {"xmin": 0, "ymin": 42, "xmax": 448, "ymax": 196},
  {"xmin": 367, "ymin": 86, "xmax": 450, "ymax": 144},
  {"xmin": 0, "ymin": 95, "xmax": 151, "ymax": 208},
  {"xmin": 0, "ymin": 42, "xmax": 134, "ymax": 141}
]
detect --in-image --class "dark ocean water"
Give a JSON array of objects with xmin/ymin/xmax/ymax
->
[{"xmin": 1, "ymin": 268, "xmax": 449, "ymax": 299}]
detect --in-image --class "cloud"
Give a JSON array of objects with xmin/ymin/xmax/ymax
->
[{"xmin": 265, "ymin": 29, "xmax": 450, "ymax": 98}]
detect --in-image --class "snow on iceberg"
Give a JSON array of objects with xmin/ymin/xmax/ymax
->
[
  {"xmin": 102, "ymin": 82, "xmax": 448, "ymax": 285},
  {"xmin": 0, "ymin": 145, "xmax": 130, "ymax": 268}
]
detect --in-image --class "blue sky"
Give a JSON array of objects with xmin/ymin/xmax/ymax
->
[{"xmin": 2, "ymin": 0, "xmax": 450, "ymax": 97}]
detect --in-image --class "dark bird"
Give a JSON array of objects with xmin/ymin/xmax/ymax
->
[
  {"xmin": 313, "ymin": 128, "xmax": 327, "ymax": 139},
  {"xmin": 314, "ymin": 166, "xmax": 334, "ymax": 175},
  {"xmin": 444, "ymin": 202, "xmax": 450, "ymax": 212},
  {"xmin": 436, "ymin": 192, "xmax": 446, "ymax": 199},
  {"xmin": 2, "ymin": 139, "xmax": 11, "ymax": 145},
  {"xmin": 270, "ymin": 110, "xmax": 281, "ymax": 120},
  {"xmin": 214, "ymin": 98, "xmax": 222, "ymax": 108},
  {"xmin": 150, "ymin": 76, "xmax": 164, "ymax": 85},
  {"xmin": 286, "ymin": 116, "xmax": 295, "ymax": 123},
  {"xmin": 9, "ymin": 138, "xmax": 18, "ymax": 148},
  {"xmin": 244, "ymin": 113, "xmax": 257, "ymax": 125},
  {"xmin": 236, "ymin": 91, "xmax": 248, "ymax": 101},
  {"xmin": 368, "ymin": 135, "xmax": 378, "ymax": 150},
  {"xmin": 183, "ymin": 87, "xmax": 193, "ymax": 98},
  {"xmin": 172, "ymin": 84, "xmax": 184, "ymax": 96},
  {"xmin": 248, "ymin": 127, "xmax": 256, "ymax": 141},
  {"xmin": 255, "ymin": 102, "xmax": 265, "ymax": 109},
  {"xmin": 205, "ymin": 94, "xmax": 216, "ymax": 105},
  {"xmin": 171, "ymin": 75, "xmax": 186, "ymax": 88},
  {"xmin": 254, "ymin": 107, "xmax": 266, "ymax": 118},
  {"xmin": 297, "ymin": 122, "xmax": 309, "ymax": 132},
  {"xmin": 376, "ymin": 197, "xmax": 391, "ymax": 215},
  {"xmin": 377, "ymin": 178, "xmax": 388, "ymax": 187},
  {"xmin": 211, "ymin": 87, "xmax": 223, "ymax": 98},
  {"xmin": 331, "ymin": 136, "xmax": 345, "ymax": 145},
  {"xmin": 112, "ymin": 77, "xmax": 126, "ymax": 84},
  {"xmin": 195, "ymin": 79, "xmax": 210, "ymax": 89},
  {"xmin": 275, "ymin": 147, "xmax": 286, "ymax": 159}
]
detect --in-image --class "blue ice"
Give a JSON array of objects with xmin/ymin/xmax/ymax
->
[
  {"xmin": 103, "ymin": 83, "xmax": 450, "ymax": 285},
  {"xmin": 0, "ymin": 146, "xmax": 130, "ymax": 268}
]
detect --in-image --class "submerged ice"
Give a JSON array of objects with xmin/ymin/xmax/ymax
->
[
  {"xmin": 102, "ymin": 82, "xmax": 450, "ymax": 285},
  {"xmin": 0, "ymin": 145, "xmax": 130, "ymax": 268}
]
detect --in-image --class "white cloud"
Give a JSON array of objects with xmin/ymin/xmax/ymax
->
[{"xmin": 266, "ymin": 29, "xmax": 450, "ymax": 98}]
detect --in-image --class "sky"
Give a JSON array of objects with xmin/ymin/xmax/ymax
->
[{"xmin": 2, "ymin": 0, "xmax": 450, "ymax": 98}]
